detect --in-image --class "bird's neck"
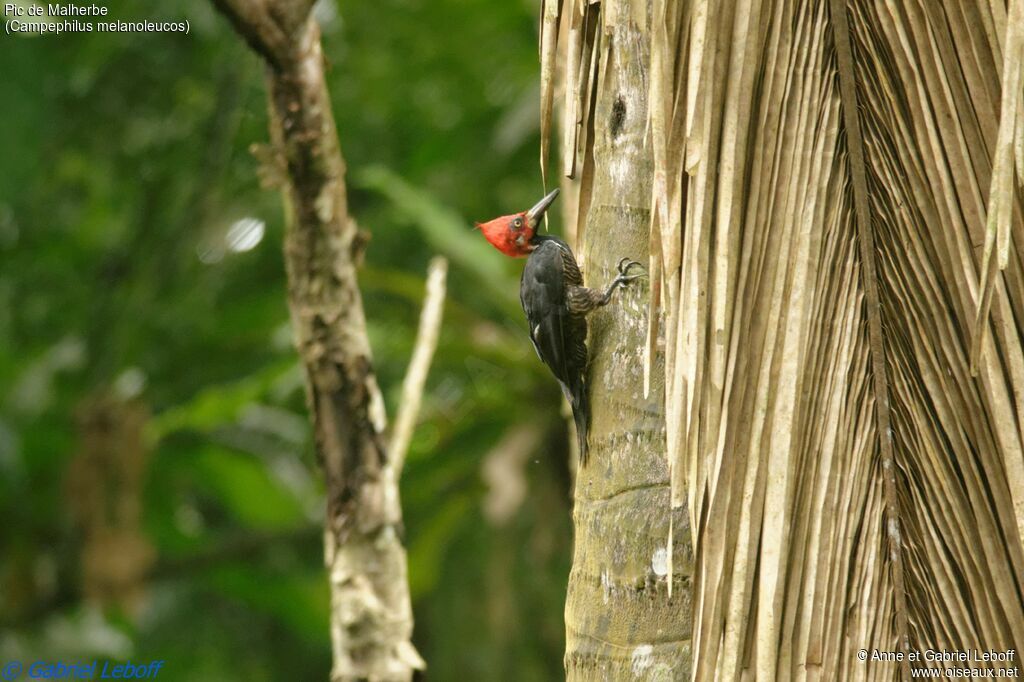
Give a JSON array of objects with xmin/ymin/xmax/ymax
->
[{"xmin": 530, "ymin": 233, "xmax": 571, "ymax": 250}]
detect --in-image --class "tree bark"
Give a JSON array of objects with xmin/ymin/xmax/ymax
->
[
  {"xmin": 563, "ymin": 11, "xmax": 693, "ymax": 680},
  {"xmin": 209, "ymin": 3, "xmax": 423, "ymax": 679}
]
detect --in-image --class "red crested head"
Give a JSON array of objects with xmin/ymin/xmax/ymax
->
[
  {"xmin": 476, "ymin": 211, "xmax": 534, "ymax": 257},
  {"xmin": 475, "ymin": 188, "xmax": 560, "ymax": 258}
]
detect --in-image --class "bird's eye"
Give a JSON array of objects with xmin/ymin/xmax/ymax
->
[{"xmin": 512, "ymin": 217, "xmax": 523, "ymax": 230}]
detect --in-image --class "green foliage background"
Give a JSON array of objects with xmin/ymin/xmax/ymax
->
[{"xmin": 0, "ymin": 1, "xmax": 574, "ymax": 678}]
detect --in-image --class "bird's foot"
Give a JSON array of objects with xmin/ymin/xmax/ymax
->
[
  {"xmin": 611, "ymin": 258, "xmax": 646, "ymax": 288},
  {"xmin": 601, "ymin": 259, "xmax": 646, "ymax": 303}
]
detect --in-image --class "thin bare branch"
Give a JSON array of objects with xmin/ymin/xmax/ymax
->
[{"xmin": 389, "ymin": 257, "xmax": 448, "ymax": 476}]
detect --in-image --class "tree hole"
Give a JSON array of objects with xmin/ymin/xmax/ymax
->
[{"xmin": 610, "ymin": 96, "xmax": 627, "ymax": 139}]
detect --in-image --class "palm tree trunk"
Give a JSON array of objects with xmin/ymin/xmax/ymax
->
[{"xmin": 562, "ymin": 8, "xmax": 693, "ymax": 679}]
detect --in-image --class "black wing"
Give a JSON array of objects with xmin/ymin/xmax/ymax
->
[
  {"xmin": 520, "ymin": 239, "xmax": 576, "ymax": 388},
  {"xmin": 520, "ymin": 238, "xmax": 591, "ymax": 462}
]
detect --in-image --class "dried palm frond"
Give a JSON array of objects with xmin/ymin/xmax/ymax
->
[{"xmin": 548, "ymin": 0, "xmax": 1024, "ymax": 677}]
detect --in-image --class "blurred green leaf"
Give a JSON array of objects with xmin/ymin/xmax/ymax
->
[
  {"xmin": 358, "ymin": 166, "xmax": 520, "ymax": 312},
  {"xmin": 192, "ymin": 444, "xmax": 306, "ymax": 530},
  {"xmin": 150, "ymin": 359, "xmax": 296, "ymax": 439},
  {"xmin": 408, "ymin": 492, "xmax": 474, "ymax": 598},
  {"xmin": 205, "ymin": 565, "xmax": 329, "ymax": 643}
]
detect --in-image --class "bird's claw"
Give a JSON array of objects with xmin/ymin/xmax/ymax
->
[
  {"xmin": 598, "ymin": 258, "xmax": 647, "ymax": 304},
  {"xmin": 613, "ymin": 258, "xmax": 647, "ymax": 288},
  {"xmin": 616, "ymin": 257, "xmax": 646, "ymax": 277}
]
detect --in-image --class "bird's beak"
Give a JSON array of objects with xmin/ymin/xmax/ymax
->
[{"xmin": 526, "ymin": 188, "xmax": 560, "ymax": 226}]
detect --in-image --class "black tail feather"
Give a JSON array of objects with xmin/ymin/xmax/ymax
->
[{"xmin": 570, "ymin": 381, "xmax": 589, "ymax": 465}]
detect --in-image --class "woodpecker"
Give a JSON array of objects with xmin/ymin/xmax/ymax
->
[{"xmin": 475, "ymin": 188, "xmax": 643, "ymax": 463}]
